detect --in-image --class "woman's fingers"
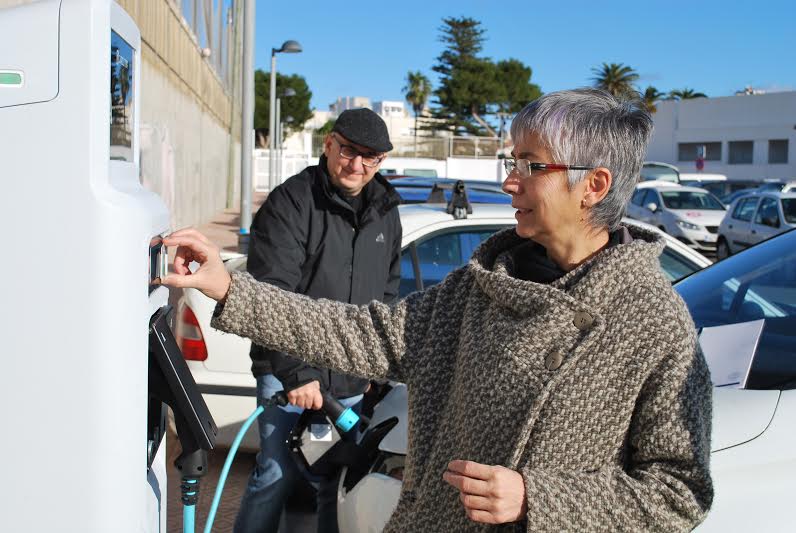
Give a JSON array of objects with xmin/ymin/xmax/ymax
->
[
  {"xmin": 442, "ymin": 470, "xmax": 490, "ymax": 496},
  {"xmin": 459, "ymin": 492, "xmax": 493, "ymax": 511}
]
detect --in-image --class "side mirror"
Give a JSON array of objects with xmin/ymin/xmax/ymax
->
[{"xmin": 645, "ymin": 202, "xmax": 659, "ymax": 213}]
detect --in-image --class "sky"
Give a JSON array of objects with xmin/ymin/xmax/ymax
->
[{"xmin": 254, "ymin": 0, "xmax": 796, "ymax": 112}]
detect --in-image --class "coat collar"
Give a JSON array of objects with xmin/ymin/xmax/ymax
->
[
  {"xmin": 315, "ymin": 155, "xmax": 401, "ymax": 221},
  {"xmin": 469, "ymin": 225, "xmax": 666, "ymax": 316}
]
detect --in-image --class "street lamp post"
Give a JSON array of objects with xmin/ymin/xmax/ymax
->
[
  {"xmin": 268, "ymin": 40, "xmax": 302, "ymax": 191},
  {"xmin": 238, "ymin": 0, "xmax": 255, "ymax": 253},
  {"xmin": 274, "ymin": 88, "xmax": 296, "ymax": 186}
]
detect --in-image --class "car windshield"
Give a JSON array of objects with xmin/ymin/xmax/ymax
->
[
  {"xmin": 782, "ymin": 199, "xmax": 796, "ymax": 223},
  {"xmin": 641, "ymin": 164, "xmax": 679, "ymax": 183},
  {"xmin": 676, "ymin": 229, "xmax": 796, "ymax": 389},
  {"xmin": 660, "ymin": 190, "xmax": 725, "ymax": 210}
]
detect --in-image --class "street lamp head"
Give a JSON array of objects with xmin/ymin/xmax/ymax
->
[
  {"xmin": 277, "ymin": 40, "xmax": 302, "ymax": 54},
  {"xmin": 282, "ymin": 88, "xmax": 297, "ymax": 97}
]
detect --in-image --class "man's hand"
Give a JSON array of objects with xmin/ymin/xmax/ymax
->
[
  {"xmin": 442, "ymin": 460, "xmax": 527, "ymax": 524},
  {"xmin": 287, "ymin": 380, "xmax": 323, "ymax": 410},
  {"xmin": 161, "ymin": 228, "xmax": 232, "ymax": 301}
]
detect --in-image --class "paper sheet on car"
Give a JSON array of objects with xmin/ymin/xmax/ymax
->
[{"xmin": 699, "ymin": 319, "xmax": 765, "ymax": 388}]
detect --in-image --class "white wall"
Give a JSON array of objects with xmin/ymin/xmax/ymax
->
[{"xmin": 647, "ymin": 92, "xmax": 796, "ymax": 181}]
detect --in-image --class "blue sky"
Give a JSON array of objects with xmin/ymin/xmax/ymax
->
[{"xmin": 254, "ymin": 0, "xmax": 796, "ymax": 111}]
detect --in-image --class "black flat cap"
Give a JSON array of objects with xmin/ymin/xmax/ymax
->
[{"xmin": 332, "ymin": 108, "xmax": 393, "ymax": 153}]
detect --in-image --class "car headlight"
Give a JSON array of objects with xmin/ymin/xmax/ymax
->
[{"xmin": 676, "ymin": 219, "xmax": 703, "ymax": 231}]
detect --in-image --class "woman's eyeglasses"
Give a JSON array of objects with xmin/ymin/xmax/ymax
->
[
  {"xmin": 503, "ymin": 158, "xmax": 595, "ymax": 178},
  {"xmin": 332, "ymin": 134, "xmax": 384, "ymax": 168}
]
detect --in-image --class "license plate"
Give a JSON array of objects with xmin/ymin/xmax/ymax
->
[{"xmin": 704, "ymin": 233, "xmax": 717, "ymax": 242}]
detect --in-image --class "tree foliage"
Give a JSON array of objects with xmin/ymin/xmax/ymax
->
[
  {"xmin": 430, "ymin": 17, "xmax": 541, "ymax": 135},
  {"xmin": 666, "ymin": 88, "xmax": 708, "ymax": 100},
  {"xmin": 591, "ymin": 62, "xmax": 640, "ymax": 97},
  {"xmin": 254, "ymin": 70, "xmax": 314, "ymax": 138},
  {"xmin": 591, "ymin": 64, "xmax": 708, "ymax": 111},
  {"xmin": 642, "ymin": 85, "xmax": 665, "ymax": 113}
]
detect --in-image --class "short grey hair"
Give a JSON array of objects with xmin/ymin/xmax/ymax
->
[{"xmin": 510, "ymin": 88, "xmax": 653, "ymax": 231}]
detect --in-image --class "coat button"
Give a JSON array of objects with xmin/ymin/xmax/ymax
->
[
  {"xmin": 545, "ymin": 352, "xmax": 564, "ymax": 371},
  {"xmin": 573, "ymin": 311, "xmax": 594, "ymax": 331}
]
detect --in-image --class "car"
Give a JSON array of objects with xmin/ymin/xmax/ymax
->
[
  {"xmin": 388, "ymin": 176, "xmax": 510, "ymax": 204},
  {"xmin": 337, "ymin": 228, "xmax": 796, "ymax": 533},
  {"xmin": 640, "ymin": 161, "xmax": 681, "ymax": 184},
  {"xmin": 175, "ymin": 201, "xmax": 711, "ymax": 450},
  {"xmin": 680, "ymin": 179, "xmax": 761, "ymax": 202},
  {"xmin": 756, "ymin": 180, "xmax": 796, "ymax": 193},
  {"xmin": 716, "ymin": 191, "xmax": 796, "ymax": 260},
  {"xmin": 627, "ymin": 184, "xmax": 727, "ymax": 254}
]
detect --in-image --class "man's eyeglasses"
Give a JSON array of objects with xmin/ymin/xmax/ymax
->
[
  {"xmin": 332, "ymin": 134, "xmax": 384, "ymax": 168},
  {"xmin": 503, "ymin": 158, "xmax": 595, "ymax": 178}
]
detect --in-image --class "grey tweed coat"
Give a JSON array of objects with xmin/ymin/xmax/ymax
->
[{"xmin": 212, "ymin": 225, "xmax": 713, "ymax": 532}]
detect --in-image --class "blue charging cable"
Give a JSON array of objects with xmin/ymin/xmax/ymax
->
[{"xmin": 185, "ymin": 390, "xmax": 361, "ymax": 533}]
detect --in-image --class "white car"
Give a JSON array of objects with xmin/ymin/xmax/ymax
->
[
  {"xmin": 175, "ymin": 203, "xmax": 711, "ymax": 450},
  {"xmin": 716, "ymin": 191, "xmax": 796, "ymax": 260},
  {"xmin": 338, "ymin": 228, "xmax": 796, "ymax": 533},
  {"xmin": 627, "ymin": 184, "xmax": 727, "ymax": 254}
]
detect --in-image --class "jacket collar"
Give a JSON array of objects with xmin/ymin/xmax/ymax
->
[
  {"xmin": 315, "ymin": 155, "xmax": 401, "ymax": 221},
  {"xmin": 469, "ymin": 225, "xmax": 666, "ymax": 315}
]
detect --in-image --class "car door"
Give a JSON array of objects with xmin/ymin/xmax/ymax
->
[
  {"xmin": 749, "ymin": 197, "xmax": 782, "ymax": 245},
  {"xmin": 627, "ymin": 188, "xmax": 647, "ymax": 220},
  {"xmin": 639, "ymin": 189, "xmax": 662, "ymax": 225},
  {"xmin": 399, "ymin": 226, "xmax": 508, "ymax": 297},
  {"xmin": 725, "ymin": 197, "xmax": 758, "ymax": 252}
]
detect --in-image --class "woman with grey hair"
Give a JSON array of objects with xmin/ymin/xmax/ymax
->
[{"xmin": 163, "ymin": 88, "xmax": 713, "ymax": 531}]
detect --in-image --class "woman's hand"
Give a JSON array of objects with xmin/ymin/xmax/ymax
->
[
  {"xmin": 442, "ymin": 460, "xmax": 527, "ymax": 524},
  {"xmin": 161, "ymin": 228, "xmax": 232, "ymax": 302}
]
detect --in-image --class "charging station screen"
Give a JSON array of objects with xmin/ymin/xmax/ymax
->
[{"xmin": 110, "ymin": 31, "xmax": 134, "ymax": 162}]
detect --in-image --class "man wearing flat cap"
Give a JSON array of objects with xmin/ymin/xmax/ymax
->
[{"xmin": 234, "ymin": 108, "xmax": 402, "ymax": 533}]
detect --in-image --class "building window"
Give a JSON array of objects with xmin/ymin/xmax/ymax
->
[
  {"xmin": 678, "ymin": 142, "xmax": 721, "ymax": 161},
  {"xmin": 728, "ymin": 141, "xmax": 754, "ymax": 164},
  {"xmin": 769, "ymin": 139, "xmax": 789, "ymax": 164}
]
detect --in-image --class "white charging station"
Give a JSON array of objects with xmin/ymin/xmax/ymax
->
[{"xmin": 0, "ymin": 1, "xmax": 179, "ymax": 530}]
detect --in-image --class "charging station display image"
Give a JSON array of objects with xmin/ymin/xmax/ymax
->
[{"xmin": 110, "ymin": 30, "xmax": 134, "ymax": 161}]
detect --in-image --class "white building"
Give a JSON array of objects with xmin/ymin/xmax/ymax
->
[
  {"xmin": 330, "ymin": 96, "xmax": 372, "ymax": 115},
  {"xmin": 647, "ymin": 91, "xmax": 796, "ymax": 181}
]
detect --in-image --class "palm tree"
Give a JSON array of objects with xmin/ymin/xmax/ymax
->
[
  {"xmin": 403, "ymin": 71, "xmax": 432, "ymax": 154},
  {"xmin": 591, "ymin": 62, "xmax": 639, "ymax": 97},
  {"xmin": 642, "ymin": 86, "xmax": 664, "ymax": 113},
  {"xmin": 667, "ymin": 88, "xmax": 707, "ymax": 100}
]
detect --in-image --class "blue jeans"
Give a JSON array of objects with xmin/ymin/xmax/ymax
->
[{"xmin": 234, "ymin": 374, "xmax": 363, "ymax": 533}]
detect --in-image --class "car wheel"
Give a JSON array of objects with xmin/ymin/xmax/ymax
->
[{"xmin": 716, "ymin": 237, "xmax": 730, "ymax": 261}]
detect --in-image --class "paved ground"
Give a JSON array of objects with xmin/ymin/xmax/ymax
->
[{"xmin": 165, "ymin": 191, "xmax": 317, "ymax": 532}]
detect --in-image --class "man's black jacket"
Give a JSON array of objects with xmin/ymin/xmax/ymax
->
[{"xmin": 247, "ymin": 156, "xmax": 402, "ymax": 398}]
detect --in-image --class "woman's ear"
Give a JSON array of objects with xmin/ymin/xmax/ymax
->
[{"xmin": 583, "ymin": 167, "xmax": 612, "ymax": 207}]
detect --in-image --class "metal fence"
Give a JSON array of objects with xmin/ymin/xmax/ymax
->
[{"xmin": 311, "ymin": 134, "xmax": 504, "ymax": 160}]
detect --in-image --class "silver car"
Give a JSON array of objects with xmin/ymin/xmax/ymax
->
[
  {"xmin": 717, "ymin": 191, "xmax": 796, "ymax": 260},
  {"xmin": 627, "ymin": 184, "xmax": 727, "ymax": 254}
]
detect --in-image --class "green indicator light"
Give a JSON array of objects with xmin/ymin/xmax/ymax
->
[{"xmin": 0, "ymin": 72, "xmax": 23, "ymax": 86}]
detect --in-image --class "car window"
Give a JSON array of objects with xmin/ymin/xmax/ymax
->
[
  {"xmin": 754, "ymin": 197, "xmax": 780, "ymax": 227},
  {"xmin": 642, "ymin": 189, "xmax": 659, "ymax": 207},
  {"xmin": 659, "ymin": 247, "xmax": 702, "ymax": 282},
  {"xmin": 731, "ymin": 197, "xmax": 758, "ymax": 221},
  {"xmin": 660, "ymin": 190, "xmax": 725, "ymax": 210},
  {"xmin": 783, "ymin": 199, "xmax": 796, "ymax": 224},
  {"xmin": 676, "ymin": 230, "xmax": 796, "ymax": 389},
  {"xmin": 399, "ymin": 228, "xmax": 506, "ymax": 297},
  {"xmin": 631, "ymin": 189, "xmax": 647, "ymax": 206}
]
